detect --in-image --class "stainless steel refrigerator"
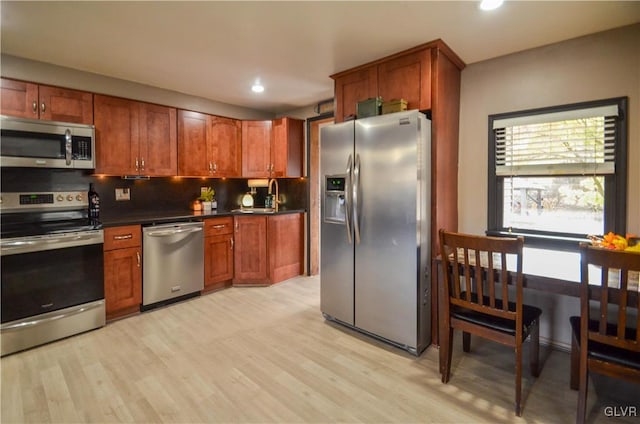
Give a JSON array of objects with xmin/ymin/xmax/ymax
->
[{"xmin": 320, "ymin": 110, "xmax": 431, "ymax": 355}]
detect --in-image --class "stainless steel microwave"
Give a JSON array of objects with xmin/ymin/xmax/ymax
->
[{"xmin": 0, "ymin": 115, "xmax": 95, "ymax": 169}]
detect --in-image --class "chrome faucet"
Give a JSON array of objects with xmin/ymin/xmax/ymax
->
[{"xmin": 268, "ymin": 178, "xmax": 280, "ymax": 212}]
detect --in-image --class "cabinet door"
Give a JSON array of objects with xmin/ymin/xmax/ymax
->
[
  {"xmin": 104, "ymin": 246, "xmax": 142, "ymax": 319},
  {"xmin": 242, "ymin": 120, "xmax": 272, "ymax": 178},
  {"xmin": 205, "ymin": 234, "xmax": 234, "ymax": 288},
  {"xmin": 268, "ymin": 213, "xmax": 303, "ymax": 283},
  {"xmin": 139, "ymin": 103, "xmax": 177, "ymax": 176},
  {"xmin": 377, "ymin": 49, "xmax": 431, "ymax": 111},
  {"xmin": 233, "ymin": 216, "xmax": 268, "ymax": 284},
  {"xmin": 177, "ymin": 110, "xmax": 210, "ymax": 176},
  {"xmin": 94, "ymin": 95, "xmax": 139, "ymax": 175},
  {"xmin": 209, "ymin": 116, "xmax": 241, "ymax": 177},
  {"xmin": 333, "ymin": 66, "xmax": 378, "ymax": 122},
  {"xmin": 0, "ymin": 78, "xmax": 38, "ymax": 119},
  {"xmin": 272, "ymin": 117, "xmax": 303, "ymax": 178},
  {"xmin": 39, "ymin": 85, "xmax": 93, "ymax": 124}
]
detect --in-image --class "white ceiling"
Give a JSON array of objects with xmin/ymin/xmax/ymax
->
[{"xmin": 2, "ymin": 1, "xmax": 639, "ymax": 114}]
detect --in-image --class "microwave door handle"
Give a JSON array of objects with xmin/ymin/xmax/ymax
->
[{"xmin": 65, "ymin": 129, "xmax": 72, "ymax": 165}]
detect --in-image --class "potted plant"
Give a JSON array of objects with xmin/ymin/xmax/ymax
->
[{"xmin": 198, "ymin": 187, "xmax": 216, "ymax": 211}]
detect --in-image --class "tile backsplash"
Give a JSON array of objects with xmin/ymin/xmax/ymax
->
[{"xmin": 1, "ymin": 168, "xmax": 308, "ymax": 218}]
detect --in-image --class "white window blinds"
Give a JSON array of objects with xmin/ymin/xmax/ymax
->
[{"xmin": 493, "ymin": 104, "xmax": 619, "ymax": 176}]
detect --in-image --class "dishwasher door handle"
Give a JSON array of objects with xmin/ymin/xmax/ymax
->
[{"xmin": 145, "ymin": 227, "xmax": 203, "ymax": 237}]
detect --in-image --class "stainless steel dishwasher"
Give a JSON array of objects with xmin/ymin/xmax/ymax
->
[{"xmin": 142, "ymin": 221, "xmax": 204, "ymax": 309}]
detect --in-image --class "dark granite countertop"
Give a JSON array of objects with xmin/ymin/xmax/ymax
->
[{"xmin": 100, "ymin": 208, "xmax": 306, "ymax": 227}]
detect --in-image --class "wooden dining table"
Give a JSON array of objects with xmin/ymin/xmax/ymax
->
[{"xmin": 432, "ymin": 247, "xmax": 639, "ymax": 345}]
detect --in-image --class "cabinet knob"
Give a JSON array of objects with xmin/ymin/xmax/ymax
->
[
  {"xmin": 32, "ymin": 101, "xmax": 38, "ymax": 114},
  {"xmin": 230, "ymin": 238, "xmax": 234, "ymax": 250},
  {"xmin": 135, "ymin": 158, "xmax": 139, "ymax": 172},
  {"xmin": 41, "ymin": 102, "xmax": 46, "ymax": 113},
  {"xmin": 136, "ymin": 251, "xmax": 141, "ymax": 267},
  {"xmin": 140, "ymin": 158, "xmax": 145, "ymax": 171}
]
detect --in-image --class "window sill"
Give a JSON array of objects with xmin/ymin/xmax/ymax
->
[{"xmin": 486, "ymin": 229, "xmax": 589, "ymax": 252}]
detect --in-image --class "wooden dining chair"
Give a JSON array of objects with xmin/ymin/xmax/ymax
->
[
  {"xmin": 569, "ymin": 243, "xmax": 640, "ymax": 424},
  {"xmin": 438, "ymin": 229, "xmax": 542, "ymax": 416}
]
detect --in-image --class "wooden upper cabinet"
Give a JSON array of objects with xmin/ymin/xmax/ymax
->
[
  {"xmin": 331, "ymin": 44, "xmax": 449, "ymax": 123},
  {"xmin": 1, "ymin": 78, "xmax": 93, "ymax": 124},
  {"xmin": 38, "ymin": 85, "xmax": 93, "ymax": 124},
  {"xmin": 377, "ymin": 49, "xmax": 431, "ymax": 111},
  {"xmin": 138, "ymin": 103, "xmax": 177, "ymax": 176},
  {"xmin": 209, "ymin": 116, "xmax": 242, "ymax": 177},
  {"xmin": 94, "ymin": 95, "xmax": 139, "ymax": 175},
  {"xmin": 1, "ymin": 79, "xmax": 39, "ymax": 119},
  {"xmin": 333, "ymin": 67, "xmax": 378, "ymax": 122},
  {"xmin": 272, "ymin": 117, "xmax": 303, "ymax": 178},
  {"xmin": 95, "ymin": 94, "xmax": 176, "ymax": 176},
  {"xmin": 242, "ymin": 120, "xmax": 272, "ymax": 178},
  {"xmin": 178, "ymin": 110, "xmax": 210, "ymax": 176},
  {"xmin": 178, "ymin": 111, "xmax": 242, "ymax": 177}
]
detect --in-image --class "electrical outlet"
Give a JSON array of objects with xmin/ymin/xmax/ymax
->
[{"xmin": 115, "ymin": 188, "xmax": 130, "ymax": 201}]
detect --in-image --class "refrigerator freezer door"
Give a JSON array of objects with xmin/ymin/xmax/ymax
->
[
  {"xmin": 354, "ymin": 111, "xmax": 427, "ymax": 349},
  {"xmin": 320, "ymin": 121, "xmax": 355, "ymax": 325}
]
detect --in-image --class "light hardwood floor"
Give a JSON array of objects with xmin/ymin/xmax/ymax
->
[{"xmin": 1, "ymin": 275, "xmax": 637, "ymax": 423}]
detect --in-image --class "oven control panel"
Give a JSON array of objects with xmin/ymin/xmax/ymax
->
[{"xmin": 0, "ymin": 191, "xmax": 88, "ymax": 212}]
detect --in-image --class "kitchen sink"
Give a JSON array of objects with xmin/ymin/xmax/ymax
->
[{"xmin": 231, "ymin": 208, "xmax": 276, "ymax": 214}]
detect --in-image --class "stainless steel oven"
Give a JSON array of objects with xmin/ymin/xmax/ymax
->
[{"xmin": 0, "ymin": 191, "xmax": 105, "ymax": 356}]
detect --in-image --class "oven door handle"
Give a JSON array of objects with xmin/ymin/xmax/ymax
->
[{"xmin": 0, "ymin": 231, "xmax": 104, "ymax": 256}]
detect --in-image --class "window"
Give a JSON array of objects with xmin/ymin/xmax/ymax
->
[{"xmin": 487, "ymin": 97, "xmax": 627, "ymax": 249}]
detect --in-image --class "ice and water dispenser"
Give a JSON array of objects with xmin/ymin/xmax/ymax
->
[{"xmin": 324, "ymin": 175, "xmax": 346, "ymax": 224}]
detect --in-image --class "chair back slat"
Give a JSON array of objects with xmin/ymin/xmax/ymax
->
[
  {"xmin": 636, "ymin": 292, "xmax": 640, "ymax": 343},
  {"xmin": 599, "ymin": 267, "xmax": 609, "ymax": 336},
  {"xmin": 488, "ymin": 252, "xmax": 496, "ymax": 308},
  {"xmin": 440, "ymin": 230, "xmax": 524, "ymax": 323},
  {"xmin": 579, "ymin": 243, "xmax": 640, "ymax": 353},
  {"xmin": 618, "ymin": 270, "xmax": 629, "ymax": 338},
  {"xmin": 501, "ymin": 253, "xmax": 509, "ymax": 312},
  {"xmin": 464, "ymin": 248, "xmax": 473, "ymax": 301},
  {"xmin": 475, "ymin": 249, "xmax": 484, "ymax": 304}
]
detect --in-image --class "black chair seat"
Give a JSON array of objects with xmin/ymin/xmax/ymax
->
[
  {"xmin": 569, "ymin": 316, "xmax": 640, "ymax": 371},
  {"xmin": 453, "ymin": 293, "xmax": 542, "ymax": 338}
]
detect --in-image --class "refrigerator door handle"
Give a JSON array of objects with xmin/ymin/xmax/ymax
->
[
  {"xmin": 353, "ymin": 153, "xmax": 361, "ymax": 245},
  {"xmin": 345, "ymin": 154, "xmax": 353, "ymax": 244}
]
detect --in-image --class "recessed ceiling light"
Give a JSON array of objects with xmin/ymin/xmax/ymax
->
[
  {"xmin": 251, "ymin": 82, "xmax": 265, "ymax": 93},
  {"xmin": 480, "ymin": 0, "xmax": 504, "ymax": 11}
]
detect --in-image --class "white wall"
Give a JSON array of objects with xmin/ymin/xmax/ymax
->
[
  {"xmin": 458, "ymin": 23, "xmax": 640, "ymax": 348},
  {"xmin": 1, "ymin": 54, "xmax": 273, "ymax": 120}
]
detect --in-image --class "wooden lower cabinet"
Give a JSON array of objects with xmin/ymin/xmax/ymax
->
[
  {"xmin": 232, "ymin": 213, "xmax": 303, "ymax": 286},
  {"xmin": 268, "ymin": 213, "xmax": 304, "ymax": 284},
  {"xmin": 204, "ymin": 217, "xmax": 234, "ymax": 291},
  {"xmin": 103, "ymin": 225, "xmax": 142, "ymax": 320},
  {"xmin": 233, "ymin": 215, "xmax": 269, "ymax": 285}
]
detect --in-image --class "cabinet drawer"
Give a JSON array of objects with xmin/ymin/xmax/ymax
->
[
  {"xmin": 104, "ymin": 225, "xmax": 142, "ymax": 251},
  {"xmin": 205, "ymin": 217, "xmax": 233, "ymax": 236}
]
